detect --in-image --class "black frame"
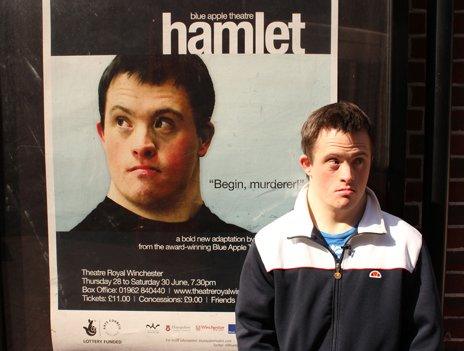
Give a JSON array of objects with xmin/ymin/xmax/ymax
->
[
  {"xmin": 422, "ymin": 0, "xmax": 453, "ymax": 300},
  {"xmin": 338, "ymin": 0, "xmax": 409, "ymax": 215},
  {"xmin": 0, "ymin": 0, "xmax": 50, "ymax": 349},
  {"xmin": 387, "ymin": 0, "xmax": 409, "ymax": 218}
]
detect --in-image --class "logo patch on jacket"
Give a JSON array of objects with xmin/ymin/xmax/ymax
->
[{"xmin": 369, "ymin": 270, "xmax": 382, "ymax": 279}]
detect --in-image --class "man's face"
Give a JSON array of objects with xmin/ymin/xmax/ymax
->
[
  {"xmin": 97, "ymin": 73, "xmax": 210, "ymax": 210},
  {"xmin": 300, "ymin": 128, "xmax": 372, "ymax": 213}
]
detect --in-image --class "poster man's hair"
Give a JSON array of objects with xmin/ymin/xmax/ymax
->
[
  {"xmin": 98, "ymin": 54, "xmax": 215, "ymax": 139},
  {"xmin": 300, "ymin": 101, "xmax": 374, "ymax": 158}
]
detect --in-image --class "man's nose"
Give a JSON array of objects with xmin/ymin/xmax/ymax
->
[
  {"xmin": 340, "ymin": 162, "xmax": 354, "ymax": 183},
  {"xmin": 131, "ymin": 128, "xmax": 156, "ymax": 159}
]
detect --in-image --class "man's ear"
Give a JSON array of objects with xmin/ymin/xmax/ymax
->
[
  {"xmin": 299, "ymin": 154, "xmax": 312, "ymax": 176},
  {"xmin": 96, "ymin": 122, "xmax": 105, "ymax": 142},
  {"xmin": 198, "ymin": 122, "xmax": 215, "ymax": 157}
]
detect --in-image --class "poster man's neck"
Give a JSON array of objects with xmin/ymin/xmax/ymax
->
[{"xmin": 107, "ymin": 185, "xmax": 204, "ymax": 223}]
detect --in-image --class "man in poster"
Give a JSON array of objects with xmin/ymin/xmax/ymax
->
[
  {"xmin": 58, "ymin": 54, "xmax": 250, "ymax": 313},
  {"xmin": 72, "ymin": 54, "xmax": 247, "ymax": 235}
]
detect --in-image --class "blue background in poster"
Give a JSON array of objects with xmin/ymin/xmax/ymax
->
[{"xmin": 51, "ymin": 55, "xmax": 331, "ymax": 231}]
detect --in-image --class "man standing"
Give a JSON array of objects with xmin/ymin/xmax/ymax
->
[{"xmin": 236, "ymin": 102, "xmax": 442, "ymax": 350}]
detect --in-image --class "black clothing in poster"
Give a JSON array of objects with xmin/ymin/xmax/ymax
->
[
  {"xmin": 59, "ymin": 197, "xmax": 252, "ymax": 312},
  {"xmin": 72, "ymin": 196, "xmax": 247, "ymax": 234}
]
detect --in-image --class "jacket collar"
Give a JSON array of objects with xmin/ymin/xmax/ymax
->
[{"xmin": 289, "ymin": 183, "xmax": 387, "ymax": 239}]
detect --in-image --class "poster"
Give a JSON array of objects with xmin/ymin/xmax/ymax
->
[{"xmin": 44, "ymin": 0, "xmax": 337, "ymax": 349}]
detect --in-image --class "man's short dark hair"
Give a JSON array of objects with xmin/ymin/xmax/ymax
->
[
  {"xmin": 300, "ymin": 101, "xmax": 374, "ymax": 158},
  {"xmin": 98, "ymin": 54, "xmax": 215, "ymax": 139}
]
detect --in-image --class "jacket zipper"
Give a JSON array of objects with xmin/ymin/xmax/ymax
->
[
  {"xmin": 305, "ymin": 236, "xmax": 345, "ymax": 351},
  {"xmin": 300, "ymin": 233, "xmax": 360, "ymax": 351},
  {"xmin": 330, "ymin": 234, "xmax": 360, "ymax": 351},
  {"xmin": 331, "ymin": 252, "xmax": 344, "ymax": 351},
  {"xmin": 314, "ymin": 235, "xmax": 358, "ymax": 351}
]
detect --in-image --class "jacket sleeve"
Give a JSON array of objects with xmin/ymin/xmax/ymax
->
[
  {"xmin": 407, "ymin": 244, "xmax": 443, "ymax": 350},
  {"xmin": 235, "ymin": 242, "xmax": 279, "ymax": 351}
]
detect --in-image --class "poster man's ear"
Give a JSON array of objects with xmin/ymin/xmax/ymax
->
[
  {"xmin": 96, "ymin": 122, "xmax": 105, "ymax": 142},
  {"xmin": 198, "ymin": 122, "xmax": 215, "ymax": 157}
]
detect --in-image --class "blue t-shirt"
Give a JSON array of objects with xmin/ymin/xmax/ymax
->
[{"xmin": 320, "ymin": 227, "xmax": 357, "ymax": 259}]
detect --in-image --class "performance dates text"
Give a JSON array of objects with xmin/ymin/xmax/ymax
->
[{"xmin": 80, "ymin": 269, "xmax": 238, "ymax": 306}]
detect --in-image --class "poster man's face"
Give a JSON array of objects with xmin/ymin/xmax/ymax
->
[
  {"xmin": 300, "ymin": 128, "xmax": 371, "ymax": 213},
  {"xmin": 97, "ymin": 73, "xmax": 210, "ymax": 210}
]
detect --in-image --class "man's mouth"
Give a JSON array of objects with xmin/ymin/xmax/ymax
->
[
  {"xmin": 128, "ymin": 165, "xmax": 161, "ymax": 175},
  {"xmin": 336, "ymin": 187, "xmax": 355, "ymax": 195}
]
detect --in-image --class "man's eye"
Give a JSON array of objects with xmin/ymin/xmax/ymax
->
[
  {"xmin": 327, "ymin": 159, "xmax": 340, "ymax": 170},
  {"xmin": 116, "ymin": 117, "xmax": 130, "ymax": 128},
  {"xmin": 153, "ymin": 117, "xmax": 174, "ymax": 131},
  {"xmin": 353, "ymin": 158, "xmax": 365, "ymax": 165}
]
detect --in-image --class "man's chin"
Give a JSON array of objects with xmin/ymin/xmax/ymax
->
[
  {"xmin": 333, "ymin": 193, "xmax": 366, "ymax": 212},
  {"xmin": 333, "ymin": 197, "xmax": 356, "ymax": 210},
  {"xmin": 126, "ymin": 191, "xmax": 180, "ymax": 210}
]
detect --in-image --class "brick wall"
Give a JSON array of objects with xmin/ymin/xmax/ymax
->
[
  {"xmin": 405, "ymin": 0, "xmax": 464, "ymax": 349},
  {"xmin": 405, "ymin": 0, "xmax": 464, "ymax": 351},
  {"xmin": 444, "ymin": 1, "xmax": 464, "ymax": 349}
]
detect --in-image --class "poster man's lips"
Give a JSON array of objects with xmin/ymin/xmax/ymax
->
[{"xmin": 128, "ymin": 165, "xmax": 161, "ymax": 172}]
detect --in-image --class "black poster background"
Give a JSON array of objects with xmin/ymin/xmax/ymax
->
[
  {"xmin": 50, "ymin": 0, "xmax": 330, "ymax": 55},
  {"xmin": 57, "ymin": 231, "xmax": 250, "ymax": 311}
]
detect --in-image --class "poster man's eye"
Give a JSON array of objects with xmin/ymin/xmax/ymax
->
[
  {"xmin": 153, "ymin": 117, "xmax": 174, "ymax": 132},
  {"xmin": 116, "ymin": 116, "xmax": 130, "ymax": 127}
]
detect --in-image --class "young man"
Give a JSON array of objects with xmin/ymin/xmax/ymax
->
[
  {"xmin": 236, "ymin": 102, "xmax": 442, "ymax": 350},
  {"xmin": 72, "ymin": 54, "xmax": 245, "ymax": 234},
  {"xmin": 58, "ymin": 55, "xmax": 249, "ymax": 312}
]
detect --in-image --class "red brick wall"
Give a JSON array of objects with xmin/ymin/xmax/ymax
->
[
  {"xmin": 444, "ymin": 1, "xmax": 464, "ymax": 349},
  {"xmin": 406, "ymin": 0, "xmax": 464, "ymax": 349},
  {"xmin": 406, "ymin": 0, "xmax": 464, "ymax": 348}
]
